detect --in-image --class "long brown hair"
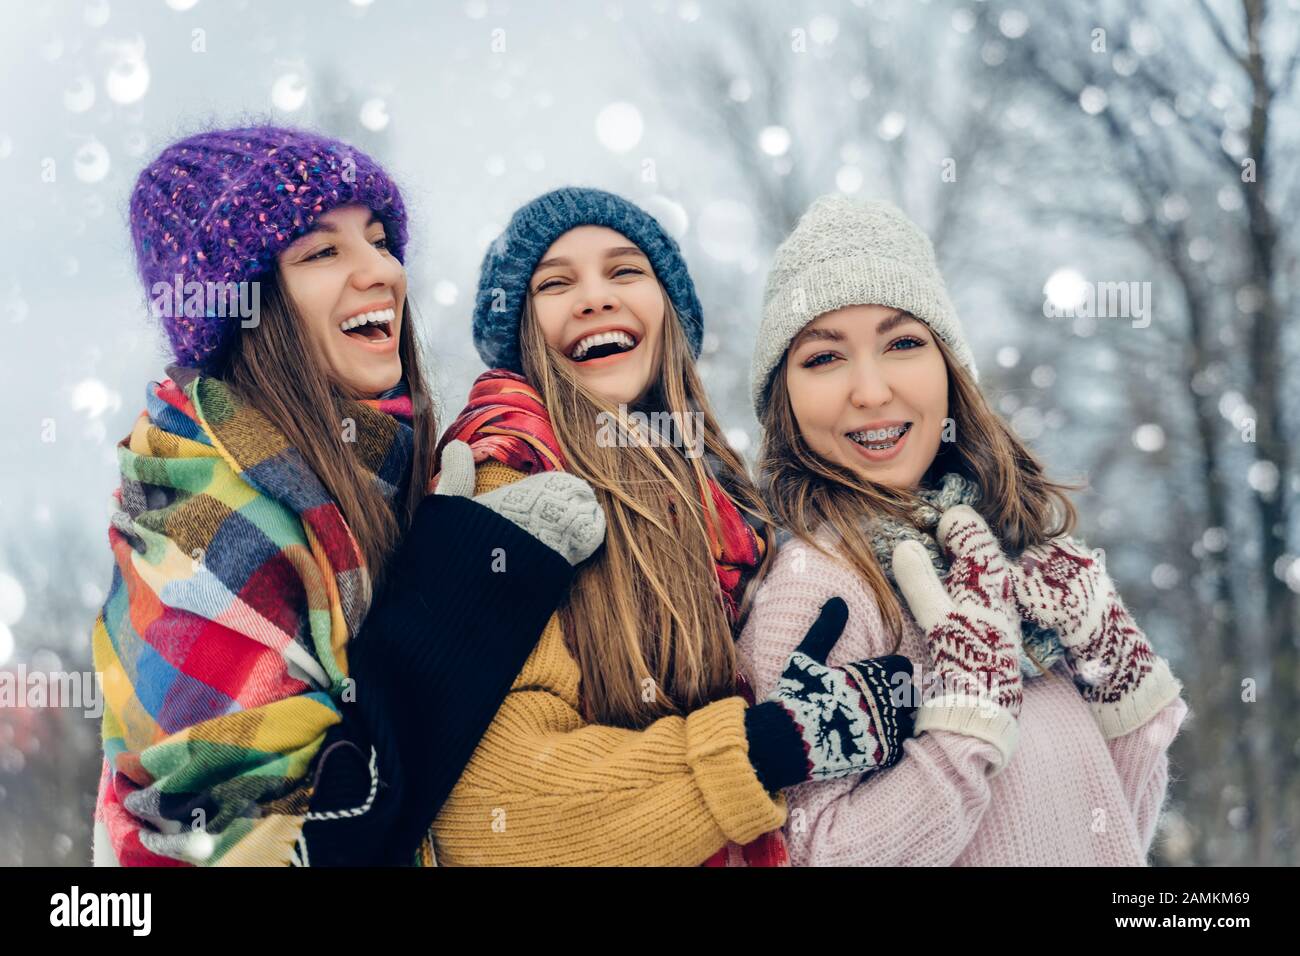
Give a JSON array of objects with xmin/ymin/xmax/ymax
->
[
  {"xmin": 520, "ymin": 288, "xmax": 773, "ymax": 729},
  {"xmin": 758, "ymin": 323, "xmax": 1080, "ymax": 652},
  {"xmin": 216, "ymin": 272, "xmax": 438, "ymax": 584}
]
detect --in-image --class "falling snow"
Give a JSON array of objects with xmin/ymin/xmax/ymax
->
[{"xmin": 0, "ymin": 0, "xmax": 1295, "ymax": 870}]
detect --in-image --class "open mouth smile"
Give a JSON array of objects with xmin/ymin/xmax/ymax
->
[
  {"xmin": 338, "ymin": 306, "xmax": 397, "ymax": 348},
  {"xmin": 846, "ymin": 422, "xmax": 913, "ymax": 461},
  {"xmin": 566, "ymin": 328, "xmax": 641, "ymax": 365}
]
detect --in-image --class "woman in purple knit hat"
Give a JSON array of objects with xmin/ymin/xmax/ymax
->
[{"xmin": 90, "ymin": 125, "xmax": 605, "ymax": 866}]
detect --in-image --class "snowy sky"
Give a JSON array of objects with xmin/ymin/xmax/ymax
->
[
  {"xmin": 0, "ymin": 0, "xmax": 779, "ymax": 546},
  {"xmin": 4, "ymin": 0, "xmax": 1294, "ymax": 669}
]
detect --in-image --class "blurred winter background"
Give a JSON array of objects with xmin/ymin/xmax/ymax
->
[{"xmin": 1, "ymin": 0, "xmax": 1297, "ymax": 866}]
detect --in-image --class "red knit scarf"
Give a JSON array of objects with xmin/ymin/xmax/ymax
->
[{"xmin": 437, "ymin": 369, "xmax": 788, "ymax": 867}]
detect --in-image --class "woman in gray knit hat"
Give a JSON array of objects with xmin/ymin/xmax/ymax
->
[{"xmin": 737, "ymin": 195, "xmax": 1188, "ymax": 866}]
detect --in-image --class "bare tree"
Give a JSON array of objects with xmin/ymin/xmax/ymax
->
[
  {"xmin": 646, "ymin": 0, "xmax": 1298, "ymax": 864},
  {"xmin": 974, "ymin": 0, "xmax": 1298, "ymax": 864},
  {"xmin": 642, "ymin": 1, "xmax": 1014, "ymax": 256}
]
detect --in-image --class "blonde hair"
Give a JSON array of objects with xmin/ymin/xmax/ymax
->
[
  {"xmin": 520, "ymin": 288, "xmax": 773, "ymax": 729},
  {"xmin": 758, "ymin": 322, "xmax": 1080, "ymax": 652}
]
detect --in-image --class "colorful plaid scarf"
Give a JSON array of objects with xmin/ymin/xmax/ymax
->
[
  {"xmin": 92, "ymin": 367, "xmax": 414, "ymax": 866},
  {"xmin": 438, "ymin": 369, "xmax": 787, "ymax": 867}
]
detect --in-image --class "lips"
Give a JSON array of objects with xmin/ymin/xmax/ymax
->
[
  {"xmin": 846, "ymin": 422, "xmax": 913, "ymax": 462},
  {"xmin": 338, "ymin": 305, "xmax": 397, "ymax": 348},
  {"xmin": 847, "ymin": 423, "xmax": 911, "ymax": 448}
]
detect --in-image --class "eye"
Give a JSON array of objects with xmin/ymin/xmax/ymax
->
[
  {"xmin": 534, "ymin": 276, "xmax": 567, "ymax": 293},
  {"xmin": 612, "ymin": 266, "xmax": 645, "ymax": 279},
  {"xmin": 371, "ymin": 234, "xmax": 389, "ymax": 250},
  {"xmin": 801, "ymin": 351, "xmax": 838, "ymax": 369},
  {"xmin": 888, "ymin": 335, "xmax": 926, "ymax": 352},
  {"xmin": 304, "ymin": 245, "xmax": 336, "ymax": 262}
]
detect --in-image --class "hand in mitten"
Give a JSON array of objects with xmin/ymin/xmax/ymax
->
[
  {"xmin": 435, "ymin": 440, "xmax": 605, "ymax": 566},
  {"xmin": 297, "ymin": 701, "xmax": 390, "ymax": 866},
  {"xmin": 744, "ymin": 597, "xmax": 916, "ymax": 792},
  {"xmin": 1009, "ymin": 535, "xmax": 1182, "ymax": 739},
  {"xmin": 892, "ymin": 504, "xmax": 1023, "ymax": 771}
]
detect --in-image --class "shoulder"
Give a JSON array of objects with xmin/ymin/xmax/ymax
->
[
  {"xmin": 750, "ymin": 526, "xmax": 888, "ymax": 641},
  {"xmin": 762, "ymin": 523, "xmax": 864, "ymax": 590},
  {"xmin": 473, "ymin": 459, "xmax": 530, "ymax": 495},
  {"xmin": 740, "ymin": 524, "xmax": 898, "ymax": 675}
]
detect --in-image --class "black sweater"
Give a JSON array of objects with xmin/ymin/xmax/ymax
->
[{"xmin": 298, "ymin": 493, "xmax": 573, "ymax": 865}]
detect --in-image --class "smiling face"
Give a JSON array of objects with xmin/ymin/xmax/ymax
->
[
  {"xmin": 276, "ymin": 204, "xmax": 407, "ymax": 398},
  {"xmin": 527, "ymin": 225, "xmax": 665, "ymax": 407},
  {"xmin": 784, "ymin": 304, "xmax": 949, "ymax": 490}
]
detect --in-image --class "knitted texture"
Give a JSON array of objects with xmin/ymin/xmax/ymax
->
[
  {"xmin": 864, "ymin": 472, "xmax": 1065, "ymax": 678},
  {"xmin": 319, "ymin": 490, "xmax": 575, "ymax": 866},
  {"xmin": 437, "ymin": 369, "xmax": 767, "ymax": 627},
  {"xmin": 471, "ymin": 187, "xmax": 703, "ymax": 372},
  {"xmin": 431, "ymin": 460, "xmax": 788, "ymax": 866},
  {"xmin": 92, "ymin": 368, "xmax": 414, "ymax": 866},
  {"xmin": 129, "ymin": 125, "xmax": 408, "ymax": 370},
  {"xmin": 1011, "ymin": 536, "xmax": 1185, "ymax": 739},
  {"xmin": 434, "ymin": 381, "xmax": 784, "ymax": 866},
  {"xmin": 752, "ymin": 196, "xmax": 977, "ymax": 417},
  {"xmin": 469, "ymin": 474, "xmax": 606, "ymax": 567},
  {"xmin": 759, "ymin": 628, "xmax": 914, "ymax": 783},
  {"xmin": 866, "ymin": 472, "xmax": 979, "ymax": 580},
  {"xmin": 434, "ymin": 439, "xmax": 605, "ymax": 566},
  {"xmin": 737, "ymin": 526, "xmax": 1190, "ymax": 865},
  {"xmin": 892, "ymin": 506, "xmax": 1024, "ymax": 769}
]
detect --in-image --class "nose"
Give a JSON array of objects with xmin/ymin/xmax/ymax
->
[
  {"xmin": 350, "ymin": 238, "xmax": 404, "ymax": 294},
  {"xmin": 848, "ymin": 356, "xmax": 893, "ymax": 409},
  {"xmin": 573, "ymin": 280, "xmax": 620, "ymax": 318}
]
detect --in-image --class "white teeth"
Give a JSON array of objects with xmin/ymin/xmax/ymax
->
[
  {"xmin": 339, "ymin": 307, "xmax": 396, "ymax": 332},
  {"xmin": 570, "ymin": 330, "xmax": 636, "ymax": 360}
]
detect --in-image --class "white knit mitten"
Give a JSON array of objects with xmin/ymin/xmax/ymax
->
[
  {"xmin": 892, "ymin": 505, "xmax": 1022, "ymax": 771},
  {"xmin": 1011, "ymin": 536, "xmax": 1182, "ymax": 739},
  {"xmin": 434, "ymin": 441, "xmax": 605, "ymax": 567}
]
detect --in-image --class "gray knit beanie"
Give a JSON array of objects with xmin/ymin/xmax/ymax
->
[{"xmin": 751, "ymin": 196, "xmax": 977, "ymax": 418}]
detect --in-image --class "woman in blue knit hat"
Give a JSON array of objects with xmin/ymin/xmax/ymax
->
[
  {"xmin": 92, "ymin": 126, "xmax": 606, "ymax": 866},
  {"xmin": 430, "ymin": 187, "xmax": 919, "ymax": 866}
]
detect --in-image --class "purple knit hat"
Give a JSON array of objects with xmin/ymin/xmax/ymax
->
[{"xmin": 129, "ymin": 125, "xmax": 408, "ymax": 370}]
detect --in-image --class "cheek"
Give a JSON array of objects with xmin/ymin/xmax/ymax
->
[
  {"xmin": 630, "ymin": 289, "xmax": 665, "ymax": 345},
  {"xmin": 787, "ymin": 372, "xmax": 837, "ymax": 438},
  {"xmin": 894, "ymin": 353, "xmax": 948, "ymax": 415},
  {"xmin": 899, "ymin": 358, "xmax": 949, "ymax": 464},
  {"xmin": 280, "ymin": 270, "xmax": 340, "ymax": 344},
  {"xmin": 634, "ymin": 287, "xmax": 664, "ymax": 322},
  {"xmin": 532, "ymin": 300, "xmax": 568, "ymax": 350},
  {"xmin": 919, "ymin": 355, "xmax": 950, "ymax": 421}
]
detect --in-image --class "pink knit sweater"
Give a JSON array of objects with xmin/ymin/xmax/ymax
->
[{"xmin": 737, "ymin": 528, "xmax": 1190, "ymax": 866}]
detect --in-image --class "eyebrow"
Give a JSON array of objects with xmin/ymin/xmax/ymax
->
[
  {"xmin": 791, "ymin": 309, "xmax": 918, "ymax": 349},
  {"xmin": 288, "ymin": 213, "xmax": 383, "ymax": 246},
  {"xmin": 534, "ymin": 246, "xmax": 648, "ymax": 270}
]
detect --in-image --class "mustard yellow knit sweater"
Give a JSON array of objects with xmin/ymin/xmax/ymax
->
[{"xmin": 429, "ymin": 460, "xmax": 787, "ymax": 866}]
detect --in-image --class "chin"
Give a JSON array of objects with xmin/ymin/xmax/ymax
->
[
  {"xmin": 345, "ymin": 362, "xmax": 403, "ymax": 398},
  {"xmin": 577, "ymin": 374, "xmax": 645, "ymax": 407}
]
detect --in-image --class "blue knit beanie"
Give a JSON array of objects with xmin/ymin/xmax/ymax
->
[{"xmin": 472, "ymin": 187, "xmax": 704, "ymax": 372}]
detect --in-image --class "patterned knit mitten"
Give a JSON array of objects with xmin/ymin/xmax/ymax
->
[
  {"xmin": 744, "ymin": 597, "xmax": 916, "ymax": 792},
  {"xmin": 435, "ymin": 440, "xmax": 606, "ymax": 567},
  {"xmin": 892, "ymin": 505, "xmax": 1023, "ymax": 771},
  {"xmin": 1010, "ymin": 536, "xmax": 1183, "ymax": 739}
]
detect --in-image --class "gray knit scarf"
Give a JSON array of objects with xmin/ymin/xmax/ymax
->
[{"xmin": 864, "ymin": 472, "xmax": 1064, "ymax": 679}]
